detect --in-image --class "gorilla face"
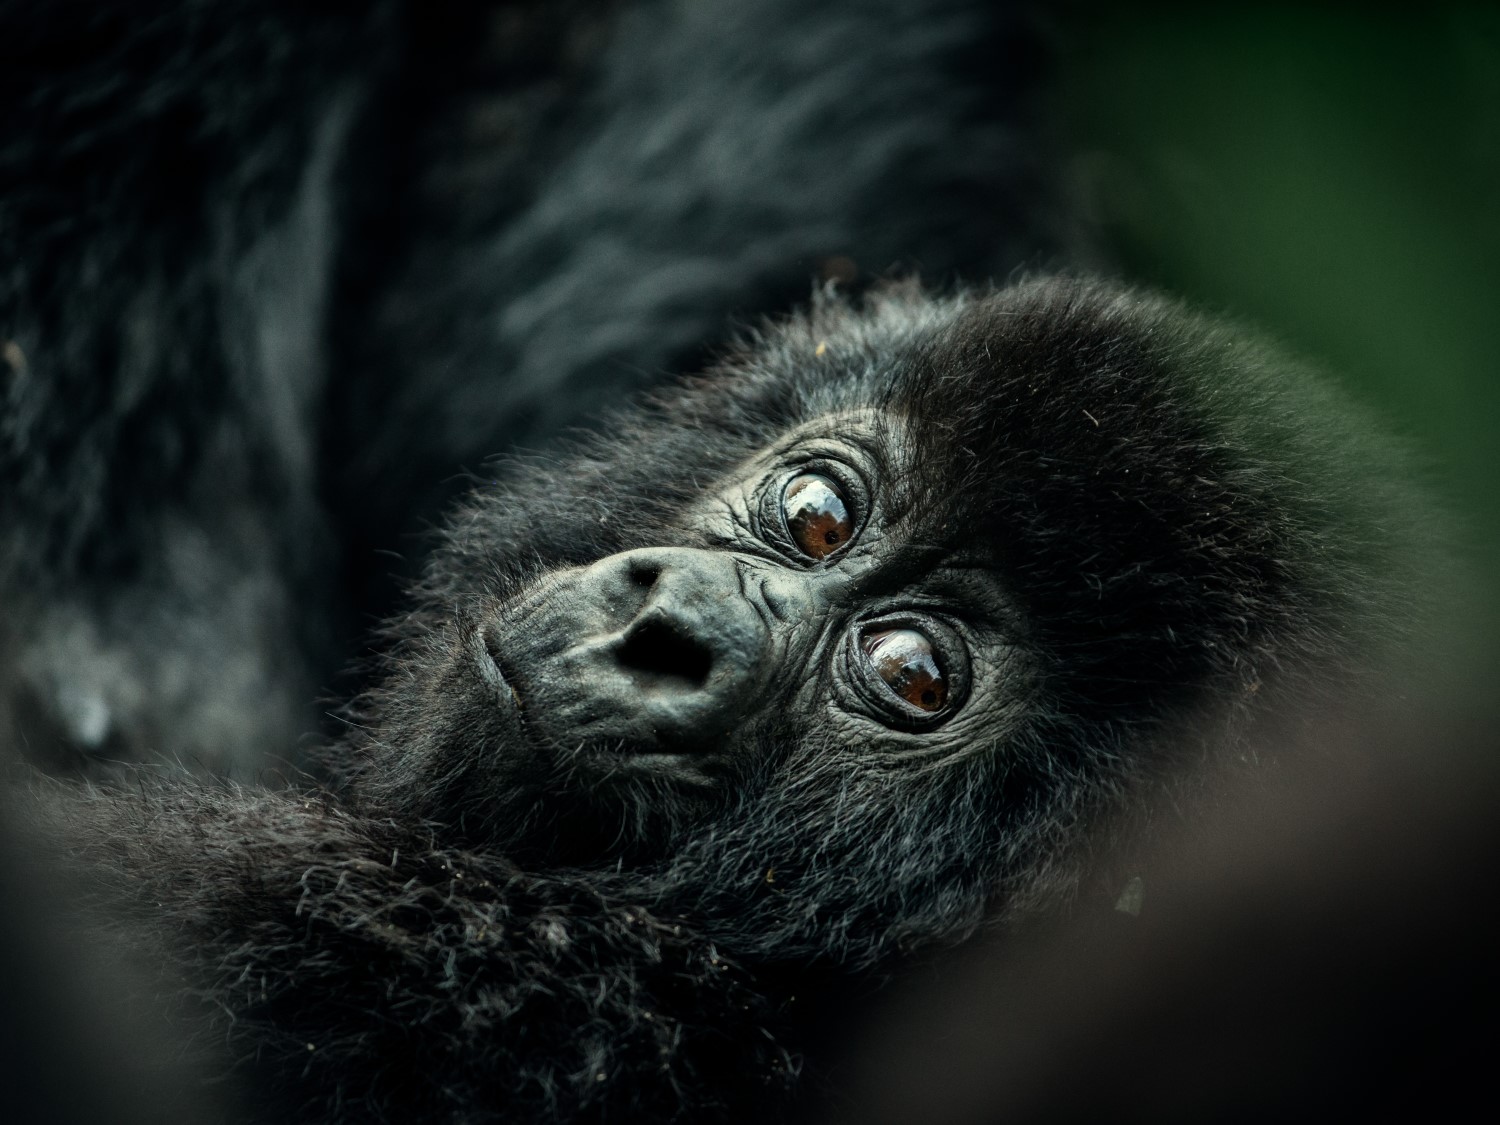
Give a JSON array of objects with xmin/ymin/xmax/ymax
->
[
  {"xmin": 464, "ymin": 410, "xmax": 1031, "ymax": 830},
  {"xmin": 349, "ymin": 277, "xmax": 1419, "ymax": 954},
  {"xmin": 359, "ymin": 371, "xmax": 1038, "ymax": 874}
]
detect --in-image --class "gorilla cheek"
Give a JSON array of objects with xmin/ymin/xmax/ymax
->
[{"xmin": 487, "ymin": 547, "xmax": 795, "ymax": 760}]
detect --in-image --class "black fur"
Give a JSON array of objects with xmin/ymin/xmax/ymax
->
[
  {"xmin": 1, "ymin": 4, "xmax": 1442, "ymax": 1123},
  {"xmin": 39, "ymin": 279, "xmax": 1434, "ymax": 1123}
]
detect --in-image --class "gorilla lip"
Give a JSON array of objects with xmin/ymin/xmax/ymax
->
[
  {"xmin": 582, "ymin": 745, "xmax": 724, "ymax": 788},
  {"xmin": 477, "ymin": 628, "xmax": 524, "ymax": 714},
  {"xmin": 478, "ymin": 620, "xmax": 719, "ymax": 782}
]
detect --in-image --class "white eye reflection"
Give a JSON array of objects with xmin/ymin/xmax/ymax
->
[
  {"xmin": 782, "ymin": 473, "xmax": 852, "ymax": 559},
  {"xmin": 861, "ymin": 628, "xmax": 947, "ymax": 712}
]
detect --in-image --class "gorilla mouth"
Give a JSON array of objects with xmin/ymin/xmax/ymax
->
[
  {"xmin": 477, "ymin": 630, "xmax": 525, "ymax": 716},
  {"xmin": 479, "ymin": 615, "xmax": 722, "ymax": 783},
  {"xmin": 593, "ymin": 747, "xmax": 723, "ymax": 784}
]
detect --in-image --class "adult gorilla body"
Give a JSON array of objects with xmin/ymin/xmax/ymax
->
[{"xmin": 52, "ymin": 279, "xmax": 1431, "ymax": 1123}]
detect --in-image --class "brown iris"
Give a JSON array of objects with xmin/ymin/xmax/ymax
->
[
  {"xmin": 782, "ymin": 473, "xmax": 853, "ymax": 559},
  {"xmin": 861, "ymin": 628, "xmax": 947, "ymax": 712}
]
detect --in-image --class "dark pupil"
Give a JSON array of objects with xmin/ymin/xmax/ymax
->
[
  {"xmin": 783, "ymin": 474, "xmax": 852, "ymax": 559},
  {"xmin": 861, "ymin": 628, "xmax": 947, "ymax": 712}
]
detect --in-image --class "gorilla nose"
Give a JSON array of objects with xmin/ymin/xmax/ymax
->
[{"xmin": 603, "ymin": 548, "xmax": 771, "ymax": 745}]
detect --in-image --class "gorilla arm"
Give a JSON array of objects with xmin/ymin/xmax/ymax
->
[{"xmin": 40, "ymin": 780, "xmax": 797, "ymax": 1122}]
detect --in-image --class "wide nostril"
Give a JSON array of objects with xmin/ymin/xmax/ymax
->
[
  {"xmin": 617, "ymin": 615, "xmax": 713, "ymax": 687},
  {"xmin": 626, "ymin": 556, "xmax": 663, "ymax": 590}
]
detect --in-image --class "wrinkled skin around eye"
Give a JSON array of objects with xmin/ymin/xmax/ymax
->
[
  {"xmin": 783, "ymin": 473, "xmax": 852, "ymax": 559},
  {"xmin": 862, "ymin": 628, "xmax": 947, "ymax": 712}
]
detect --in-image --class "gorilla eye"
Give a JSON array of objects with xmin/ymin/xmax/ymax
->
[
  {"xmin": 782, "ymin": 473, "xmax": 853, "ymax": 559},
  {"xmin": 861, "ymin": 628, "xmax": 947, "ymax": 712}
]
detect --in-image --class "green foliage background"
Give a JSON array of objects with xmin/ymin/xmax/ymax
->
[{"xmin": 1058, "ymin": 6, "xmax": 1500, "ymax": 613}]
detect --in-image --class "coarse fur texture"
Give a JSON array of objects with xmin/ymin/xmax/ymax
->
[{"xmin": 36, "ymin": 277, "xmax": 1437, "ymax": 1124}]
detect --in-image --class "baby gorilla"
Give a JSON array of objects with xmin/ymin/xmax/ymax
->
[{"xmin": 44, "ymin": 277, "xmax": 1431, "ymax": 1123}]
